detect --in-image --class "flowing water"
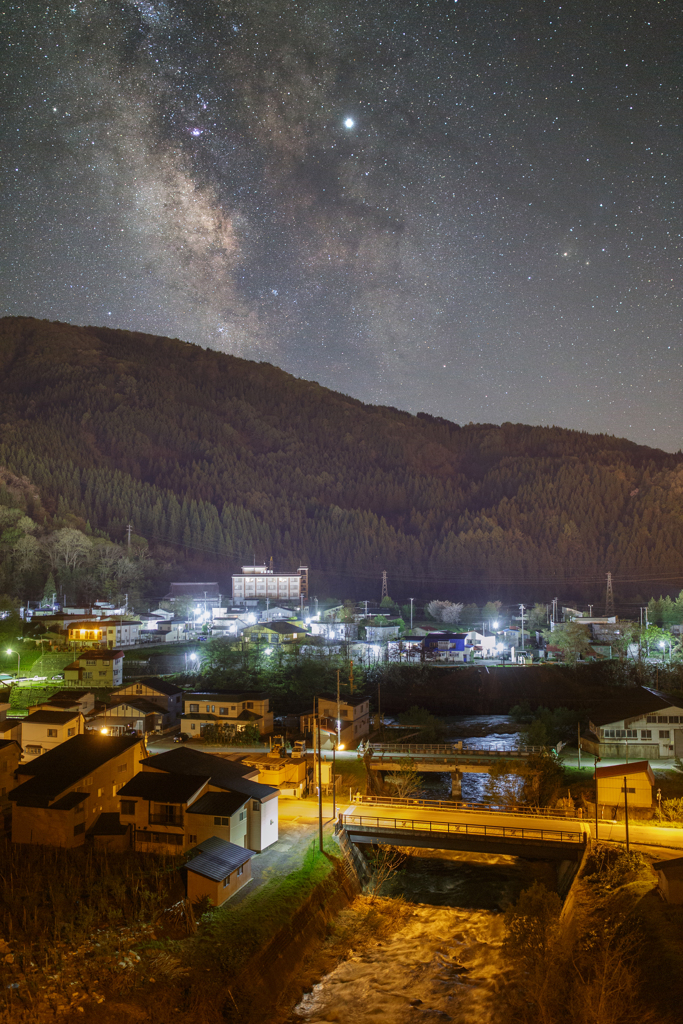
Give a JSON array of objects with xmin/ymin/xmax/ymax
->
[{"xmin": 291, "ymin": 850, "xmax": 556, "ymax": 1023}]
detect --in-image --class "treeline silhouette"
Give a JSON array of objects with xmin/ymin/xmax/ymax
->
[{"xmin": 1, "ymin": 316, "xmax": 682, "ymax": 600}]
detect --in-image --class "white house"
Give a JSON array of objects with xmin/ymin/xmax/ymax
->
[{"xmin": 581, "ymin": 687, "xmax": 683, "ymax": 760}]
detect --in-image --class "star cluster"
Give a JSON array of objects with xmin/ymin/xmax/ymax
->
[{"xmin": 1, "ymin": 1, "xmax": 680, "ymax": 449}]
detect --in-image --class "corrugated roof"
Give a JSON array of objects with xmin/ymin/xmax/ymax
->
[
  {"xmin": 186, "ymin": 791, "xmax": 248, "ymax": 817},
  {"xmin": 118, "ymin": 772, "xmax": 209, "ymax": 802},
  {"xmin": 0, "ymin": 739, "xmax": 20, "ymax": 752},
  {"xmin": 141, "ymin": 748, "xmax": 279, "ymax": 802},
  {"xmin": 50, "ymin": 790, "xmax": 89, "ymax": 810},
  {"xmin": 117, "ymin": 678, "xmax": 182, "ymax": 696},
  {"xmin": 186, "ymin": 836, "xmax": 253, "ymax": 881},
  {"xmin": 9, "ymin": 734, "xmax": 143, "ymax": 807},
  {"xmin": 595, "ymin": 761, "xmax": 655, "ymax": 784}
]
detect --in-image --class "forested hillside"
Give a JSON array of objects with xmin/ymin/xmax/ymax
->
[{"xmin": 1, "ymin": 316, "xmax": 682, "ymax": 602}]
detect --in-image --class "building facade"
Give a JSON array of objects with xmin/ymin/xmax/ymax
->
[
  {"xmin": 232, "ymin": 565, "xmax": 308, "ymax": 603},
  {"xmin": 63, "ymin": 650, "xmax": 124, "ymax": 687}
]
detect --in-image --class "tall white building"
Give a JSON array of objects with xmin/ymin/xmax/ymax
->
[{"xmin": 232, "ymin": 565, "xmax": 308, "ymax": 603}]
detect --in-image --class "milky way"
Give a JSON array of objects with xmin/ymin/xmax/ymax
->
[{"xmin": 1, "ymin": 1, "xmax": 680, "ymax": 450}]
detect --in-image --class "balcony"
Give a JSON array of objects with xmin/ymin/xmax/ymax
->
[{"xmin": 148, "ymin": 813, "xmax": 184, "ymax": 827}]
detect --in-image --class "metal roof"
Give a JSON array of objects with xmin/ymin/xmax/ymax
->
[
  {"xmin": 23, "ymin": 710, "xmax": 81, "ymax": 725},
  {"xmin": 118, "ymin": 772, "xmax": 210, "ymax": 803},
  {"xmin": 186, "ymin": 791, "xmax": 248, "ymax": 817},
  {"xmin": 595, "ymin": 761, "xmax": 655, "ymax": 784},
  {"xmin": 141, "ymin": 748, "xmax": 279, "ymax": 802},
  {"xmin": 186, "ymin": 836, "xmax": 253, "ymax": 881}
]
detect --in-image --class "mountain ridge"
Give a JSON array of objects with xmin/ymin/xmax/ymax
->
[{"xmin": 1, "ymin": 316, "xmax": 681, "ymax": 601}]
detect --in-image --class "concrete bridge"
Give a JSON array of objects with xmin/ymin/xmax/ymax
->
[
  {"xmin": 366, "ymin": 743, "xmax": 545, "ymax": 796},
  {"xmin": 336, "ymin": 811, "xmax": 589, "ymax": 861}
]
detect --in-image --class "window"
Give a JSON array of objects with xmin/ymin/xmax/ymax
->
[
  {"xmin": 223, "ymin": 874, "xmax": 231, "ymax": 887},
  {"xmin": 231, "ymin": 705, "xmax": 236, "ymax": 711},
  {"xmin": 135, "ymin": 685, "xmax": 143, "ymax": 693},
  {"xmin": 641, "ymin": 730, "xmax": 652, "ymax": 739},
  {"xmin": 238, "ymin": 810, "xmax": 246, "ymax": 821},
  {"xmin": 26, "ymin": 745, "xmax": 41, "ymax": 755},
  {"xmin": 97, "ymin": 788, "xmax": 104, "ymax": 798},
  {"xmin": 219, "ymin": 707, "xmax": 228, "ymax": 715},
  {"xmin": 621, "ymin": 786, "xmax": 636, "ymax": 794},
  {"xmin": 659, "ymin": 731, "xmax": 670, "ymax": 739},
  {"xmin": 189, "ymin": 704, "xmax": 199, "ymax": 713},
  {"xmin": 625, "ymin": 730, "xmax": 638, "ymax": 738},
  {"xmin": 188, "ymin": 834, "xmax": 197, "ymax": 844},
  {"xmin": 252, "ymin": 801, "xmax": 259, "ymax": 811},
  {"xmin": 67, "ymin": 727, "xmax": 76, "ymax": 737},
  {"xmin": 646, "ymin": 717, "xmax": 657, "ymax": 724},
  {"xmin": 117, "ymin": 763, "xmax": 126, "ymax": 772},
  {"xmin": 236, "ymin": 864, "xmax": 244, "ymax": 877},
  {"xmin": 47, "ymin": 729, "xmax": 58, "ymax": 738},
  {"xmin": 247, "ymin": 702, "xmax": 253, "ymax": 709},
  {"xmin": 120, "ymin": 800, "xmax": 136, "ymax": 815},
  {"xmin": 86, "ymin": 660, "xmax": 96, "ymax": 667},
  {"xmin": 191, "ymin": 723, "xmax": 196, "ymax": 730},
  {"xmin": 669, "ymin": 716, "xmax": 680, "ymax": 724},
  {"xmin": 85, "ymin": 777, "xmax": 93, "ymax": 786},
  {"xmin": 341, "ymin": 709, "xmax": 348, "ymax": 717},
  {"xmin": 74, "ymin": 822, "xmax": 86, "ymax": 836},
  {"xmin": 214, "ymin": 816, "xmax": 230, "ymax": 826},
  {"xmin": 657, "ymin": 717, "xmax": 669, "ymax": 724}
]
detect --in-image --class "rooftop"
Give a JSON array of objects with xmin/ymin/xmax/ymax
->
[
  {"xmin": 23, "ymin": 709, "xmax": 82, "ymax": 725},
  {"xmin": 9, "ymin": 734, "xmax": 143, "ymax": 807},
  {"xmin": 186, "ymin": 791, "xmax": 248, "ymax": 817},
  {"xmin": 185, "ymin": 691, "xmax": 269, "ymax": 702},
  {"xmin": 588, "ymin": 687, "xmax": 677, "ymax": 727},
  {"xmin": 118, "ymin": 678, "xmax": 182, "ymax": 696},
  {"xmin": 141, "ymin": 747, "xmax": 278, "ymax": 802},
  {"xmin": 118, "ymin": 772, "xmax": 209, "ymax": 803},
  {"xmin": 186, "ymin": 836, "xmax": 253, "ymax": 881},
  {"xmin": 595, "ymin": 761, "xmax": 655, "ymax": 784}
]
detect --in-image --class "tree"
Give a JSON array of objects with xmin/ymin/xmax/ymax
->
[
  {"xmin": 503, "ymin": 881, "xmax": 562, "ymax": 968},
  {"xmin": 527, "ymin": 602, "xmax": 548, "ymax": 630},
  {"xmin": 426, "ymin": 600, "xmax": 463, "ymax": 624},
  {"xmin": 482, "ymin": 600, "xmax": 502, "ymax": 622},
  {"xmin": 542, "ymin": 621, "xmax": 592, "ymax": 665},
  {"xmin": 385, "ymin": 757, "xmax": 423, "ymax": 797}
]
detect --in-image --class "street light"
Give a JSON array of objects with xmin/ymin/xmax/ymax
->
[{"xmin": 6, "ymin": 648, "xmax": 20, "ymax": 678}]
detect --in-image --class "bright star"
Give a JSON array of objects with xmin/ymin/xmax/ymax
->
[{"xmin": 344, "ymin": 118, "xmax": 354, "ymax": 129}]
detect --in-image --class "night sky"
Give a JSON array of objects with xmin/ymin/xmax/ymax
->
[{"xmin": 2, "ymin": 1, "xmax": 680, "ymax": 451}]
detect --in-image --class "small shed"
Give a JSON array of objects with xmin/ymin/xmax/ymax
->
[
  {"xmin": 594, "ymin": 760, "xmax": 655, "ymax": 808},
  {"xmin": 654, "ymin": 857, "xmax": 683, "ymax": 904},
  {"xmin": 185, "ymin": 836, "xmax": 253, "ymax": 907}
]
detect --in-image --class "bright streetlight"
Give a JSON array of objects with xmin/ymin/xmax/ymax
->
[{"xmin": 6, "ymin": 648, "xmax": 20, "ymax": 677}]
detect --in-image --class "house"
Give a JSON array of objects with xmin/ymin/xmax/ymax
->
[
  {"xmin": 136, "ymin": 746, "xmax": 279, "ymax": 852},
  {"xmin": 232, "ymin": 564, "xmax": 308, "ymax": 604},
  {"xmin": 300, "ymin": 694, "xmax": 371, "ymax": 750},
  {"xmin": 88, "ymin": 699, "xmax": 168, "ymax": 736},
  {"xmin": 67, "ymin": 620, "xmax": 141, "ymax": 648},
  {"xmin": 21, "ymin": 710, "xmax": 85, "ymax": 762},
  {"xmin": 185, "ymin": 836, "xmax": 253, "ymax": 906},
  {"xmin": 654, "ymin": 858, "xmax": 683, "ymax": 904},
  {"xmin": 423, "ymin": 632, "xmax": 473, "ymax": 662},
  {"xmin": 28, "ymin": 690, "xmax": 96, "ymax": 716},
  {"xmin": 310, "ymin": 622, "xmax": 359, "ymax": 641},
  {"xmin": 466, "ymin": 630, "xmax": 497, "ymax": 655},
  {"xmin": 113, "ymin": 678, "xmax": 183, "ymax": 721},
  {"xmin": 594, "ymin": 761, "xmax": 655, "ymax": 809},
  {"xmin": 240, "ymin": 747, "xmax": 308, "ymax": 797},
  {"xmin": 0, "ymin": 702, "xmax": 21, "ymax": 744},
  {"xmin": 0, "ymin": 739, "xmax": 22, "ymax": 830},
  {"xmin": 580, "ymin": 687, "xmax": 683, "ymax": 760},
  {"xmin": 365, "ymin": 624, "xmax": 400, "ymax": 642},
  {"xmin": 182, "ymin": 692, "xmax": 273, "ymax": 736},
  {"xmin": 242, "ymin": 621, "xmax": 311, "ymax": 645},
  {"xmin": 63, "ymin": 650, "xmax": 124, "ymax": 688},
  {"xmin": 118, "ymin": 770, "xmax": 214, "ymax": 853},
  {"xmin": 9, "ymin": 733, "xmax": 147, "ymax": 847}
]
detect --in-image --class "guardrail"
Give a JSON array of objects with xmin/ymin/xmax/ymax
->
[
  {"xmin": 355, "ymin": 794, "xmax": 581, "ymax": 819},
  {"xmin": 369, "ymin": 743, "xmax": 545, "ymax": 757},
  {"xmin": 339, "ymin": 813, "xmax": 586, "ymax": 845}
]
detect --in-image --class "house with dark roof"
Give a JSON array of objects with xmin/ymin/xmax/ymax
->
[
  {"xmin": 135, "ymin": 746, "xmax": 279, "ymax": 851},
  {"xmin": 241, "ymin": 621, "xmax": 311, "ymax": 645},
  {"xmin": 113, "ymin": 678, "xmax": 183, "ymax": 720},
  {"xmin": 581, "ymin": 687, "xmax": 683, "ymax": 760},
  {"xmin": 88, "ymin": 699, "xmax": 169, "ymax": 737},
  {"xmin": 63, "ymin": 650, "xmax": 124, "ymax": 688},
  {"xmin": 9, "ymin": 734, "xmax": 147, "ymax": 847},
  {"xmin": 182, "ymin": 692, "xmax": 273, "ymax": 736},
  {"xmin": 21, "ymin": 710, "xmax": 85, "ymax": 762},
  {"xmin": 29, "ymin": 691, "xmax": 96, "ymax": 716},
  {"xmin": 185, "ymin": 836, "xmax": 253, "ymax": 906}
]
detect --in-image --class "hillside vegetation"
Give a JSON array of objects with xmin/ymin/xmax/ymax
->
[{"xmin": 1, "ymin": 316, "xmax": 682, "ymax": 600}]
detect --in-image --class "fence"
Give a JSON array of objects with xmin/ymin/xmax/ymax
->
[
  {"xmin": 369, "ymin": 742, "xmax": 546, "ymax": 757},
  {"xmin": 339, "ymin": 813, "xmax": 587, "ymax": 845}
]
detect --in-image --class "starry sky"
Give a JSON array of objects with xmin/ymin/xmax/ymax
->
[{"xmin": 1, "ymin": 1, "xmax": 681, "ymax": 451}]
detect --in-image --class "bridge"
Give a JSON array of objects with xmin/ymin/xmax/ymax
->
[
  {"xmin": 337, "ymin": 811, "xmax": 589, "ymax": 861},
  {"xmin": 365, "ymin": 742, "xmax": 545, "ymax": 795}
]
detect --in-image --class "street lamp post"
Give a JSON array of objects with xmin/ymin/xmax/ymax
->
[
  {"xmin": 594, "ymin": 755, "xmax": 601, "ymax": 841},
  {"xmin": 6, "ymin": 648, "xmax": 20, "ymax": 679}
]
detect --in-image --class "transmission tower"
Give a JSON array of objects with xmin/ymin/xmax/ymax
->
[
  {"xmin": 604, "ymin": 571, "xmax": 615, "ymax": 616},
  {"xmin": 381, "ymin": 570, "xmax": 388, "ymax": 600}
]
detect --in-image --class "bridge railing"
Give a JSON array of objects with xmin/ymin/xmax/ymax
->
[
  {"xmin": 355, "ymin": 794, "xmax": 580, "ymax": 819},
  {"xmin": 368, "ymin": 743, "xmax": 546, "ymax": 757},
  {"xmin": 339, "ymin": 813, "xmax": 587, "ymax": 845}
]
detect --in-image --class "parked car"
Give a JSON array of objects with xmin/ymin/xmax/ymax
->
[{"xmin": 173, "ymin": 732, "xmax": 190, "ymax": 743}]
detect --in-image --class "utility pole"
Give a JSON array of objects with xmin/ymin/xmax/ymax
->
[
  {"xmin": 588, "ymin": 604, "xmax": 593, "ymax": 617},
  {"xmin": 605, "ymin": 571, "xmax": 615, "ymax": 617},
  {"xmin": 409, "ymin": 597, "xmax": 414, "ymax": 631},
  {"xmin": 577, "ymin": 721, "xmax": 581, "ymax": 769},
  {"xmin": 594, "ymin": 757, "xmax": 600, "ymax": 841},
  {"xmin": 316, "ymin": 698, "xmax": 323, "ymax": 853},
  {"xmin": 623, "ymin": 776, "xmax": 630, "ymax": 854},
  {"xmin": 336, "ymin": 669, "xmax": 341, "ymax": 750},
  {"xmin": 126, "ymin": 523, "xmax": 132, "ymax": 549},
  {"xmin": 381, "ymin": 570, "xmax": 388, "ymax": 601},
  {"xmin": 519, "ymin": 604, "xmax": 525, "ymax": 651}
]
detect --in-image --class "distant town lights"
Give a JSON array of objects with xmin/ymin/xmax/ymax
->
[{"xmin": 344, "ymin": 117, "xmax": 354, "ymax": 128}]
